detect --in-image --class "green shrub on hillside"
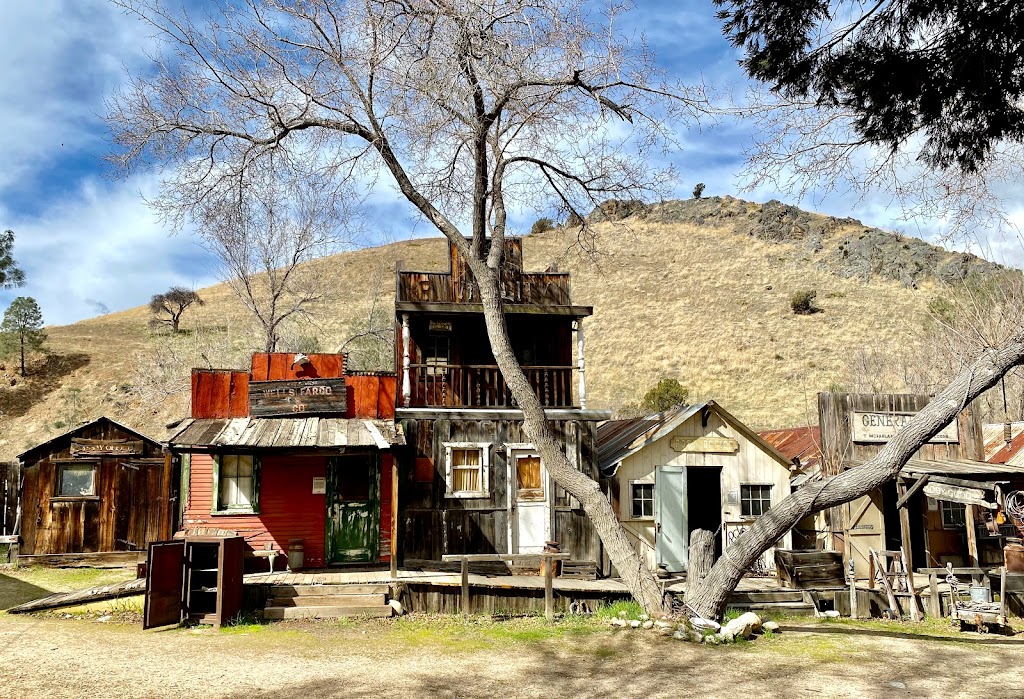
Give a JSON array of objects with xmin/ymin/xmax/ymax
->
[
  {"xmin": 640, "ymin": 378, "xmax": 689, "ymax": 413},
  {"xmin": 789, "ymin": 289, "xmax": 821, "ymax": 315}
]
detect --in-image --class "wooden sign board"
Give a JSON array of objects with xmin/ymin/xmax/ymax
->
[
  {"xmin": 428, "ymin": 320, "xmax": 453, "ymax": 332},
  {"xmin": 70, "ymin": 439, "xmax": 143, "ymax": 457},
  {"xmin": 923, "ymin": 482, "xmax": 995, "ymax": 509},
  {"xmin": 851, "ymin": 411, "xmax": 959, "ymax": 444},
  {"xmin": 669, "ymin": 435, "xmax": 739, "ymax": 454},
  {"xmin": 248, "ymin": 378, "xmax": 347, "ymax": 417}
]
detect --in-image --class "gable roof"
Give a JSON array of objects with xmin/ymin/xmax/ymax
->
[
  {"xmin": 597, "ymin": 400, "xmax": 791, "ymax": 478},
  {"xmin": 17, "ymin": 416, "xmax": 161, "ymax": 463}
]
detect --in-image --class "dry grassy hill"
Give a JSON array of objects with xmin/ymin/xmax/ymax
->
[{"xmin": 0, "ymin": 196, "xmax": 993, "ymax": 460}]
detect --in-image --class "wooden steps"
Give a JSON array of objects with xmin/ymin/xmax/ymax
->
[
  {"xmin": 263, "ymin": 583, "xmax": 393, "ymax": 620},
  {"xmin": 728, "ymin": 600, "xmax": 817, "ymax": 617},
  {"xmin": 559, "ymin": 561, "xmax": 598, "ymax": 580}
]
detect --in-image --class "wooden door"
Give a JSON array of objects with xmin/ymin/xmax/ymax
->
[
  {"xmin": 655, "ymin": 466, "xmax": 687, "ymax": 572},
  {"xmin": 326, "ymin": 455, "xmax": 380, "ymax": 564},
  {"xmin": 216, "ymin": 536, "xmax": 244, "ymax": 628},
  {"xmin": 846, "ymin": 490, "xmax": 886, "ymax": 581},
  {"xmin": 514, "ymin": 453, "xmax": 549, "ymax": 553},
  {"xmin": 144, "ymin": 540, "xmax": 185, "ymax": 629}
]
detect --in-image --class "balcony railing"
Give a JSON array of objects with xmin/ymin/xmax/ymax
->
[
  {"xmin": 407, "ymin": 364, "xmax": 576, "ymax": 408},
  {"xmin": 398, "ymin": 272, "xmax": 572, "ymax": 305}
]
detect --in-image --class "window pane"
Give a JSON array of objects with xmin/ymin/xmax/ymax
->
[
  {"xmin": 222, "ymin": 455, "xmax": 237, "ymax": 479},
  {"xmin": 453, "ymin": 467, "xmax": 480, "ymax": 493},
  {"xmin": 632, "ymin": 483, "xmax": 653, "ymax": 518},
  {"xmin": 236, "ymin": 456, "xmax": 253, "ymax": 478},
  {"xmin": 234, "ymin": 476, "xmax": 252, "ymax": 507},
  {"xmin": 516, "ymin": 456, "xmax": 542, "ymax": 490},
  {"xmin": 453, "ymin": 449, "xmax": 480, "ymax": 467},
  {"xmin": 60, "ymin": 466, "xmax": 95, "ymax": 496}
]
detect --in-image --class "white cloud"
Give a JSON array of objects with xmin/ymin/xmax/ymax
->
[{"xmin": 0, "ymin": 175, "xmax": 215, "ymax": 326}]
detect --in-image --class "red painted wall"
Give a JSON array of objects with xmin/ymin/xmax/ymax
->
[{"xmin": 183, "ymin": 454, "xmax": 328, "ymax": 568}]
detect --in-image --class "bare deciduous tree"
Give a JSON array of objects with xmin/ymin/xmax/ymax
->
[
  {"xmin": 149, "ymin": 286, "xmax": 204, "ymax": 333},
  {"xmin": 105, "ymin": 0, "xmax": 1024, "ymax": 618}
]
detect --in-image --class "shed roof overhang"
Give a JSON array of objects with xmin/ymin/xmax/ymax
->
[
  {"xmin": 395, "ymin": 302, "xmax": 593, "ymax": 317},
  {"xmin": 166, "ymin": 417, "xmax": 404, "ymax": 451}
]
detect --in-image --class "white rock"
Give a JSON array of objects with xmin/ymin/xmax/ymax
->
[
  {"xmin": 629, "ymin": 620, "xmax": 641, "ymax": 629},
  {"xmin": 720, "ymin": 630, "xmax": 735, "ymax": 644},
  {"xmin": 702, "ymin": 633, "xmax": 722, "ymax": 645},
  {"xmin": 690, "ymin": 617, "xmax": 721, "ymax": 632},
  {"xmin": 822, "ymin": 610, "xmax": 841, "ymax": 618},
  {"xmin": 657, "ymin": 626, "xmax": 675, "ymax": 637},
  {"xmin": 388, "ymin": 599, "xmax": 405, "ymax": 615},
  {"xmin": 722, "ymin": 611, "xmax": 762, "ymax": 640},
  {"xmin": 97, "ymin": 615, "xmax": 112, "ymax": 623},
  {"xmin": 653, "ymin": 620, "xmax": 674, "ymax": 630},
  {"xmin": 639, "ymin": 614, "xmax": 650, "ymax": 621},
  {"xmin": 762, "ymin": 621, "xmax": 780, "ymax": 633},
  {"xmin": 609, "ymin": 617, "xmax": 628, "ymax": 627},
  {"xmin": 641, "ymin": 620, "xmax": 654, "ymax": 629}
]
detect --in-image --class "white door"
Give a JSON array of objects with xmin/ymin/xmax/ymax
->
[
  {"xmin": 655, "ymin": 466, "xmax": 687, "ymax": 572},
  {"xmin": 514, "ymin": 453, "xmax": 549, "ymax": 553}
]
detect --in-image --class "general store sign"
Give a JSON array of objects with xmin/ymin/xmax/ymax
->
[
  {"xmin": 248, "ymin": 378, "xmax": 347, "ymax": 417},
  {"xmin": 851, "ymin": 411, "xmax": 959, "ymax": 444},
  {"xmin": 669, "ymin": 435, "xmax": 739, "ymax": 454}
]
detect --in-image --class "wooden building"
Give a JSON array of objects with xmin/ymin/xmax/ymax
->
[
  {"xmin": 167, "ymin": 353, "xmax": 402, "ymax": 570},
  {"xmin": 395, "ymin": 238, "xmax": 608, "ymax": 564},
  {"xmin": 598, "ymin": 401, "xmax": 795, "ymax": 575},
  {"xmin": 817, "ymin": 393, "xmax": 1024, "ymax": 579},
  {"xmin": 16, "ymin": 417, "xmax": 174, "ymax": 557}
]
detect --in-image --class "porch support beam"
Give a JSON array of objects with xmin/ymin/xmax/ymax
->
[
  {"xmin": 401, "ymin": 314, "xmax": 411, "ymax": 407},
  {"xmin": 390, "ymin": 455, "xmax": 399, "ymax": 579},
  {"xmin": 575, "ymin": 319, "xmax": 586, "ymax": 410}
]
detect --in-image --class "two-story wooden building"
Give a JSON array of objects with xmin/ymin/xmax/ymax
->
[
  {"xmin": 394, "ymin": 238, "xmax": 608, "ymax": 564},
  {"xmin": 167, "ymin": 353, "xmax": 402, "ymax": 570}
]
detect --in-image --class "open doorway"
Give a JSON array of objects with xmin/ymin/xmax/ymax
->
[{"xmin": 687, "ymin": 466, "xmax": 723, "ymax": 559}]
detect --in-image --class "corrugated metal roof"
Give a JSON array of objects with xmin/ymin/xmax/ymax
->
[
  {"xmin": 758, "ymin": 426, "xmax": 821, "ymax": 471},
  {"xmin": 168, "ymin": 417, "xmax": 404, "ymax": 449},
  {"xmin": 983, "ymin": 422, "xmax": 1024, "ymax": 465},
  {"xmin": 847, "ymin": 456, "xmax": 1024, "ymax": 478}
]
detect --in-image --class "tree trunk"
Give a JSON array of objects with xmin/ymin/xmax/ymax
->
[
  {"xmin": 685, "ymin": 529, "xmax": 715, "ymax": 605},
  {"xmin": 471, "ymin": 264, "xmax": 666, "ymax": 613},
  {"xmin": 684, "ymin": 337, "xmax": 1024, "ymax": 619},
  {"xmin": 19, "ymin": 332, "xmax": 25, "ymax": 377}
]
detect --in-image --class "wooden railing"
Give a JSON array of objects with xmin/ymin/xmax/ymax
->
[
  {"xmin": 408, "ymin": 364, "xmax": 576, "ymax": 408},
  {"xmin": 398, "ymin": 271, "xmax": 572, "ymax": 305}
]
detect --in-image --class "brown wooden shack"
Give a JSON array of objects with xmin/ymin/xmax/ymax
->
[{"xmin": 16, "ymin": 417, "xmax": 175, "ymax": 558}]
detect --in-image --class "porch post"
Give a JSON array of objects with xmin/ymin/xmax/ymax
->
[
  {"xmin": 401, "ymin": 313, "xmax": 411, "ymax": 407},
  {"xmin": 575, "ymin": 319, "xmax": 586, "ymax": 410},
  {"xmin": 965, "ymin": 504, "xmax": 979, "ymax": 567},
  {"xmin": 390, "ymin": 455, "xmax": 399, "ymax": 579}
]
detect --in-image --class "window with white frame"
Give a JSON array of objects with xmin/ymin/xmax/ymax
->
[
  {"xmin": 740, "ymin": 484, "xmax": 772, "ymax": 518},
  {"xmin": 215, "ymin": 454, "xmax": 260, "ymax": 513},
  {"xmin": 443, "ymin": 443, "xmax": 489, "ymax": 498},
  {"xmin": 630, "ymin": 481, "xmax": 654, "ymax": 519},
  {"xmin": 56, "ymin": 463, "xmax": 96, "ymax": 497},
  {"xmin": 940, "ymin": 500, "xmax": 966, "ymax": 529}
]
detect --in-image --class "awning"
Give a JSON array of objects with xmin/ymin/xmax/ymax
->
[{"xmin": 167, "ymin": 417, "xmax": 404, "ymax": 450}]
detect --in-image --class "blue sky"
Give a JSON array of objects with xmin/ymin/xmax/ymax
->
[{"xmin": 0, "ymin": 0, "xmax": 1020, "ymax": 326}]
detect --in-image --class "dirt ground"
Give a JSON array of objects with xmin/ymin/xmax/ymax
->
[{"xmin": 0, "ymin": 611, "xmax": 1022, "ymax": 699}]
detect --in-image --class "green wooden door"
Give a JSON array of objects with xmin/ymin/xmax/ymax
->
[{"xmin": 326, "ymin": 455, "xmax": 379, "ymax": 564}]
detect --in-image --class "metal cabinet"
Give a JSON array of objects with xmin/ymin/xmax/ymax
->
[{"xmin": 144, "ymin": 535, "xmax": 244, "ymax": 629}]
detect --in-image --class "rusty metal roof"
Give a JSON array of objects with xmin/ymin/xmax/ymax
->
[
  {"xmin": 983, "ymin": 422, "xmax": 1024, "ymax": 465},
  {"xmin": 758, "ymin": 426, "xmax": 822, "ymax": 471},
  {"xmin": 167, "ymin": 417, "xmax": 404, "ymax": 450}
]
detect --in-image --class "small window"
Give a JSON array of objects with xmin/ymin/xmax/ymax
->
[
  {"xmin": 631, "ymin": 482, "xmax": 654, "ymax": 519},
  {"xmin": 443, "ymin": 443, "xmax": 489, "ymax": 498},
  {"xmin": 57, "ymin": 464, "xmax": 96, "ymax": 497},
  {"xmin": 515, "ymin": 454, "xmax": 545, "ymax": 502},
  {"xmin": 424, "ymin": 334, "xmax": 450, "ymax": 376},
  {"xmin": 940, "ymin": 500, "xmax": 966, "ymax": 529},
  {"xmin": 741, "ymin": 484, "xmax": 772, "ymax": 518},
  {"xmin": 215, "ymin": 454, "xmax": 260, "ymax": 513}
]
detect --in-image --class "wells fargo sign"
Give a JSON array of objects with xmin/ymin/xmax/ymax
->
[
  {"xmin": 851, "ymin": 411, "xmax": 959, "ymax": 444},
  {"xmin": 70, "ymin": 439, "xmax": 143, "ymax": 456},
  {"xmin": 248, "ymin": 378, "xmax": 347, "ymax": 417}
]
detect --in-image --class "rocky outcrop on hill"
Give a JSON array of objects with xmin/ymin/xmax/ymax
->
[{"xmin": 589, "ymin": 196, "xmax": 999, "ymax": 288}]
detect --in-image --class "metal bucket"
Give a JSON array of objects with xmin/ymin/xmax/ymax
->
[
  {"xmin": 288, "ymin": 539, "xmax": 305, "ymax": 571},
  {"xmin": 969, "ymin": 585, "xmax": 992, "ymax": 603}
]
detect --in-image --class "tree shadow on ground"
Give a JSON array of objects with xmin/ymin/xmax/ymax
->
[
  {"xmin": 780, "ymin": 622, "xmax": 1023, "ymax": 645},
  {"xmin": 0, "ymin": 352, "xmax": 90, "ymax": 420},
  {"xmin": 0, "ymin": 573, "xmax": 52, "ymax": 611}
]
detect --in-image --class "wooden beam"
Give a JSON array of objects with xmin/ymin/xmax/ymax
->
[
  {"xmin": 544, "ymin": 555, "xmax": 554, "ymax": 622},
  {"xmin": 461, "ymin": 557, "xmax": 470, "ymax": 616},
  {"xmin": 390, "ymin": 457, "xmax": 399, "ymax": 580},
  {"xmin": 965, "ymin": 504, "xmax": 979, "ymax": 567},
  {"xmin": 897, "ymin": 480, "xmax": 921, "ymax": 621},
  {"xmin": 929, "ymin": 573, "xmax": 940, "ymax": 618},
  {"xmin": 896, "ymin": 475, "xmax": 930, "ymax": 509}
]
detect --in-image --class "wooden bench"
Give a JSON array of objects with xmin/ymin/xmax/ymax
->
[{"xmin": 441, "ymin": 553, "xmax": 571, "ymax": 621}]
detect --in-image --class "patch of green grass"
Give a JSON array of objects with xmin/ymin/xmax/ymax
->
[
  {"xmin": 722, "ymin": 607, "xmax": 742, "ymax": 622},
  {"xmin": 383, "ymin": 613, "xmax": 605, "ymax": 653},
  {"xmin": 593, "ymin": 600, "xmax": 643, "ymax": 620}
]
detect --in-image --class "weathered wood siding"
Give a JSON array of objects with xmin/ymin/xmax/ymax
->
[
  {"xmin": 182, "ymin": 452, "xmax": 395, "ymax": 568},
  {"xmin": 400, "ymin": 418, "xmax": 599, "ymax": 563},
  {"xmin": 18, "ymin": 420, "xmax": 173, "ymax": 556},
  {"xmin": 1, "ymin": 461, "xmax": 21, "ymax": 537},
  {"xmin": 614, "ymin": 409, "xmax": 793, "ymax": 572}
]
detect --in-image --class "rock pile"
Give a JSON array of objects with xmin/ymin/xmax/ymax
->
[{"xmin": 607, "ymin": 609, "xmax": 775, "ymax": 645}]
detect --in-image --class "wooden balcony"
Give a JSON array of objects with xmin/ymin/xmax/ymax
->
[
  {"xmin": 408, "ymin": 364, "xmax": 576, "ymax": 408},
  {"xmin": 398, "ymin": 271, "xmax": 572, "ymax": 306}
]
